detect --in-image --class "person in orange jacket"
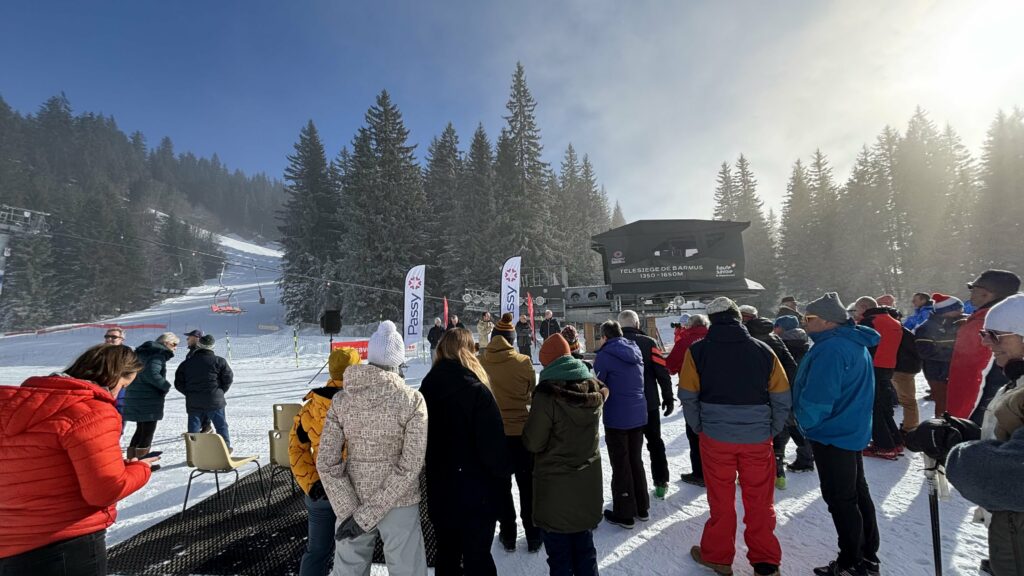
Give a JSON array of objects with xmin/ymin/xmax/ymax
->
[
  {"xmin": 853, "ymin": 297, "xmax": 905, "ymax": 459},
  {"xmin": 289, "ymin": 346, "xmax": 361, "ymax": 576},
  {"xmin": 0, "ymin": 344, "xmax": 156, "ymax": 574}
]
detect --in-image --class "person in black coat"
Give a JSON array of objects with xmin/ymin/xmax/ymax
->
[
  {"xmin": 174, "ymin": 334, "xmax": 234, "ymax": 448},
  {"xmin": 427, "ymin": 318, "xmax": 445, "ymax": 360},
  {"xmin": 746, "ymin": 317, "xmax": 801, "ymax": 486},
  {"xmin": 540, "ymin": 310, "xmax": 561, "ymax": 341},
  {"xmin": 515, "ymin": 314, "xmax": 534, "ymax": 358},
  {"xmin": 419, "ymin": 329, "xmax": 508, "ymax": 576}
]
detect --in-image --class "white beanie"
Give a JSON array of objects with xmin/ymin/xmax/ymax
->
[
  {"xmin": 368, "ymin": 320, "xmax": 406, "ymax": 368},
  {"xmin": 738, "ymin": 305, "xmax": 759, "ymax": 317},
  {"xmin": 707, "ymin": 297, "xmax": 739, "ymax": 316},
  {"xmin": 984, "ymin": 294, "xmax": 1024, "ymax": 336}
]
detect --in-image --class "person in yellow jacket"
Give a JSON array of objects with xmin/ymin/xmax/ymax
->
[{"xmin": 289, "ymin": 346, "xmax": 361, "ymax": 576}]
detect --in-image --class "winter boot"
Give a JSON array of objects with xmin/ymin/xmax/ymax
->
[
  {"xmin": 498, "ymin": 531, "xmax": 516, "ymax": 552},
  {"xmin": 862, "ymin": 445, "xmax": 900, "ymax": 461},
  {"xmin": 860, "ymin": 559, "xmax": 880, "ymax": 576},
  {"xmin": 680, "ymin": 472, "xmax": 706, "ymax": 487},
  {"xmin": 690, "ymin": 546, "xmax": 733, "ymax": 575},
  {"xmin": 654, "ymin": 484, "xmax": 668, "ymax": 499},
  {"xmin": 813, "ymin": 561, "xmax": 866, "ymax": 575},
  {"xmin": 636, "ymin": 509, "xmax": 650, "ymax": 522},
  {"xmin": 774, "ymin": 476, "xmax": 787, "ymax": 490},
  {"xmin": 603, "ymin": 510, "xmax": 635, "ymax": 529},
  {"xmin": 527, "ymin": 539, "xmax": 542, "ymax": 553},
  {"xmin": 752, "ymin": 562, "xmax": 780, "ymax": 576},
  {"xmin": 786, "ymin": 461, "xmax": 814, "ymax": 473}
]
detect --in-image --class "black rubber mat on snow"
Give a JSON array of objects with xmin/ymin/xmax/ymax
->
[{"xmin": 108, "ymin": 469, "xmax": 437, "ymax": 575}]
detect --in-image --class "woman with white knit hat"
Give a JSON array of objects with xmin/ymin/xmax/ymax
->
[{"xmin": 317, "ymin": 320, "xmax": 429, "ymax": 576}]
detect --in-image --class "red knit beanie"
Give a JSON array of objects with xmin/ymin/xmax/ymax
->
[{"xmin": 539, "ymin": 334, "xmax": 571, "ymax": 366}]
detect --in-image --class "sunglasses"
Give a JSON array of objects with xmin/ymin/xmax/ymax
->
[
  {"xmin": 980, "ymin": 329, "xmax": 1017, "ymax": 344},
  {"xmin": 104, "ymin": 334, "xmax": 123, "ymax": 340}
]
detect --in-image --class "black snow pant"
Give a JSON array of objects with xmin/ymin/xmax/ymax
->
[
  {"xmin": 128, "ymin": 420, "xmax": 158, "ymax": 449},
  {"xmin": 812, "ymin": 442, "xmax": 880, "ymax": 569},
  {"xmin": 686, "ymin": 424, "xmax": 704, "ymax": 478},
  {"xmin": 643, "ymin": 409, "xmax": 670, "ymax": 486},
  {"xmin": 870, "ymin": 368, "xmax": 901, "ymax": 450},
  {"xmin": 0, "ymin": 530, "xmax": 106, "ymax": 576},
  {"xmin": 989, "ymin": 511, "xmax": 1024, "ymax": 576},
  {"xmin": 499, "ymin": 436, "xmax": 540, "ymax": 543},
  {"xmin": 433, "ymin": 515, "xmax": 498, "ymax": 576},
  {"xmin": 606, "ymin": 426, "xmax": 649, "ymax": 520}
]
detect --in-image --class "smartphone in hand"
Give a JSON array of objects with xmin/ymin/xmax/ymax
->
[{"xmin": 137, "ymin": 451, "xmax": 162, "ymax": 460}]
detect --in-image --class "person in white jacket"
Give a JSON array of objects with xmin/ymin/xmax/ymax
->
[{"xmin": 317, "ymin": 320, "xmax": 429, "ymax": 576}]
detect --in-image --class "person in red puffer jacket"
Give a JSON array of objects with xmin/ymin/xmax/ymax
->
[{"xmin": 0, "ymin": 344, "xmax": 156, "ymax": 575}]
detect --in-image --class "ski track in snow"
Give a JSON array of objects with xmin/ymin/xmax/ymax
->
[{"xmin": 0, "ymin": 236, "xmax": 989, "ymax": 575}]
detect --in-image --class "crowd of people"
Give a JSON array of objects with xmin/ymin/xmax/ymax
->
[{"xmin": 2, "ymin": 267, "xmax": 1023, "ymax": 576}]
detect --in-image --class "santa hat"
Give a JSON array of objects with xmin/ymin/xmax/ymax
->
[{"xmin": 931, "ymin": 293, "xmax": 964, "ymax": 314}]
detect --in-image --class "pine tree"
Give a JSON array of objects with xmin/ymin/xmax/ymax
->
[
  {"xmin": 731, "ymin": 155, "xmax": 778, "ymax": 308},
  {"xmin": 452, "ymin": 123, "xmax": 499, "ymax": 294},
  {"xmin": 834, "ymin": 146, "xmax": 893, "ymax": 301},
  {"xmin": 928, "ymin": 124, "xmax": 978, "ymax": 293},
  {"xmin": 611, "ymin": 201, "xmax": 626, "ymax": 228},
  {"xmin": 779, "ymin": 160, "xmax": 815, "ymax": 299},
  {"xmin": 496, "ymin": 63, "xmax": 552, "ymax": 267},
  {"xmin": 581, "ymin": 157, "xmax": 610, "ymax": 281},
  {"xmin": 806, "ymin": 150, "xmax": 840, "ymax": 294},
  {"xmin": 974, "ymin": 108, "xmax": 1024, "ymax": 274},
  {"xmin": 423, "ymin": 123, "xmax": 462, "ymax": 296},
  {"xmin": 0, "ymin": 235, "xmax": 56, "ymax": 329},
  {"xmin": 341, "ymin": 91, "xmax": 427, "ymax": 322},
  {"xmin": 277, "ymin": 120, "xmax": 337, "ymax": 324},
  {"xmin": 712, "ymin": 162, "xmax": 737, "ymax": 221}
]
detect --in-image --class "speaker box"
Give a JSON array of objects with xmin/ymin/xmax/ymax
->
[{"xmin": 320, "ymin": 310, "xmax": 342, "ymax": 335}]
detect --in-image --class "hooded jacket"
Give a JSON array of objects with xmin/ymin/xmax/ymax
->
[
  {"xmin": 419, "ymin": 359, "xmax": 508, "ymax": 528},
  {"xmin": 0, "ymin": 376, "xmax": 151, "ymax": 558},
  {"xmin": 173, "ymin": 348, "xmax": 233, "ymax": 412},
  {"xmin": 678, "ymin": 317, "xmax": 791, "ymax": 444},
  {"xmin": 792, "ymin": 323, "xmax": 880, "ymax": 451},
  {"xmin": 122, "ymin": 340, "xmax": 174, "ymax": 422},
  {"xmin": 523, "ymin": 355, "xmax": 606, "ymax": 533},
  {"xmin": 914, "ymin": 313, "xmax": 963, "ymax": 381},
  {"xmin": 480, "ymin": 335, "xmax": 537, "ymax": 436},
  {"xmin": 594, "ymin": 337, "xmax": 648, "ymax": 430},
  {"xmin": 780, "ymin": 328, "xmax": 811, "ymax": 365},
  {"xmin": 289, "ymin": 347, "xmax": 361, "ymax": 494},
  {"xmin": 666, "ymin": 325, "xmax": 709, "ymax": 376},
  {"xmin": 621, "ymin": 326, "xmax": 674, "ymax": 412},
  {"xmin": 948, "ymin": 301, "xmax": 1011, "ymax": 418},
  {"xmin": 316, "ymin": 363, "xmax": 428, "ymax": 531}
]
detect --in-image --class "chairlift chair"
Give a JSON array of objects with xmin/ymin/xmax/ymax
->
[{"xmin": 211, "ymin": 287, "xmax": 243, "ymax": 314}]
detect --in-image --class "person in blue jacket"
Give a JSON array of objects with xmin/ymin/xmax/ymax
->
[
  {"xmin": 793, "ymin": 292, "xmax": 882, "ymax": 576},
  {"xmin": 593, "ymin": 320, "xmax": 648, "ymax": 530},
  {"xmin": 903, "ymin": 292, "xmax": 934, "ymax": 332}
]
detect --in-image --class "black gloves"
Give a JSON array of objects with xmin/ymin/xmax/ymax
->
[
  {"xmin": 308, "ymin": 480, "xmax": 327, "ymax": 501},
  {"xmin": 335, "ymin": 515, "xmax": 365, "ymax": 541},
  {"xmin": 662, "ymin": 397, "xmax": 674, "ymax": 417},
  {"xmin": 905, "ymin": 413, "xmax": 982, "ymax": 463}
]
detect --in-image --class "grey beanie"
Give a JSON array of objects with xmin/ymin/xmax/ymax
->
[
  {"xmin": 806, "ymin": 292, "xmax": 850, "ymax": 324},
  {"xmin": 197, "ymin": 334, "xmax": 216, "ymax": 350}
]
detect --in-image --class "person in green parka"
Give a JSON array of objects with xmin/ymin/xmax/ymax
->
[
  {"xmin": 523, "ymin": 334, "xmax": 608, "ymax": 576},
  {"xmin": 123, "ymin": 332, "xmax": 179, "ymax": 469}
]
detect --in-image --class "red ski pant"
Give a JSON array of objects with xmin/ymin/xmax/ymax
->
[{"xmin": 698, "ymin": 433, "xmax": 782, "ymax": 567}]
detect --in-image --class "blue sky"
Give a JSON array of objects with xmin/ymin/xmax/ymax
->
[{"xmin": 3, "ymin": 1, "xmax": 1022, "ymax": 221}]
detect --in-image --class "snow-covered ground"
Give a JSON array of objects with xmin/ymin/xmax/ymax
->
[{"xmin": 0, "ymin": 236, "xmax": 989, "ymax": 575}]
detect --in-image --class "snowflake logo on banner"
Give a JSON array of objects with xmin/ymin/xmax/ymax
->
[
  {"xmin": 408, "ymin": 276, "xmax": 422, "ymax": 290},
  {"xmin": 504, "ymin": 268, "xmax": 518, "ymax": 283}
]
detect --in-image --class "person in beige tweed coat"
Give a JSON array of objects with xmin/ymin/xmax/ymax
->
[{"xmin": 317, "ymin": 320, "xmax": 429, "ymax": 576}]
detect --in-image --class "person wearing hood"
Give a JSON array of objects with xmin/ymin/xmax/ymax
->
[
  {"xmin": 618, "ymin": 310, "xmax": 674, "ymax": 499},
  {"xmin": 948, "ymin": 270, "xmax": 1021, "ymax": 424},
  {"xmin": 772, "ymin": 315, "xmax": 815, "ymax": 473},
  {"xmin": 289, "ymin": 346, "xmax": 361, "ymax": 576},
  {"xmin": 427, "ymin": 318, "xmax": 445, "ymax": 361},
  {"xmin": 420, "ymin": 329, "xmax": 508, "ymax": 576},
  {"xmin": 746, "ymin": 315, "xmax": 799, "ymax": 491},
  {"xmin": 666, "ymin": 314, "xmax": 710, "ymax": 488},
  {"xmin": 480, "ymin": 313, "xmax": 541, "ymax": 552},
  {"xmin": 123, "ymin": 332, "xmax": 179, "ymax": 465},
  {"xmin": 914, "ymin": 293, "xmax": 966, "ymax": 418},
  {"xmin": 594, "ymin": 321, "xmax": 649, "ymax": 529},
  {"xmin": 524, "ymin": 336, "xmax": 608, "ymax": 576},
  {"xmin": 794, "ymin": 293, "xmax": 882, "ymax": 576},
  {"xmin": 0, "ymin": 344, "xmax": 156, "ymax": 574},
  {"xmin": 947, "ymin": 293, "xmax": 1024, "ymax": 576},
  {"xmin": 317, "ymin": 320, "xmax": 428, "ymax": 576},
  {"xmin": 853, "ymin": 297, "xmax": 905, "ymax": 459},
  {"xmin": 478, "ymin": 312, "xmax": 495, "ymax": 347},
  {"xmin": 175, "ymin": 334, "xmax": 234, "ymax": 448},
  {"xmin": 679, "ymin": 299, "xmax": 790, "ymax": 576}
]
